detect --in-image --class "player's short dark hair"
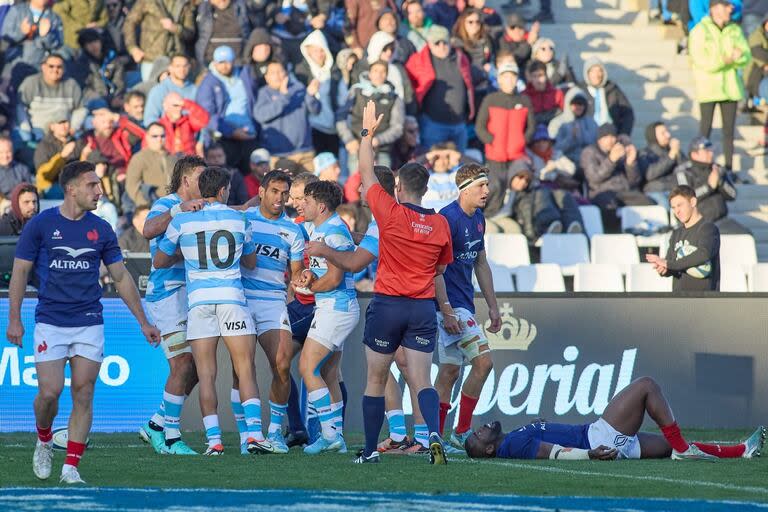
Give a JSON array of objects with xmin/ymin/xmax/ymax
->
[
  {"xmin": 398, "ymin": 162, "xmax": 430, "ymax": 197},
  {"xmin": 374, "ymin": 165, "xmax": 395, "ymax": 197},
  {"xmin": 261, "ymin": 170, "xmax": 292, "ymax": 191},
  {"xmin": 292, "ymin": 172, "xmax": 319, "ymax": 188},
  {"xmin": 59, "ymin": 161, "xmax": 95, "ymax": 189},
  {"xmin": 527, "ymin": 60, "xmax": 547, "ymax": 76},
  {"xmin": 168, "ymin": 155, "xmax": 206, "ymax": 194},
  {"xmin": 304, "ymin": 180, "xmax": 342, "ymax": 212},
  {"xmin": 669, "ymin": 185, "xmax": 696, "ymax": 202},
  {"xmin": 198, "ymin": 166, "xmax": 231, "ymax": 199}
]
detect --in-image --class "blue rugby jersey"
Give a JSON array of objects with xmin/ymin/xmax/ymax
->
[
  {"xmin": 241, "ymin": 207, "xmax": 305, "ymax": 301},
  {"xmin": 306, "ymin": 213, "xmax": 357, "ymax": 311},
  {"xmin": 15, "ymin": 207, "xmax": 123, "ymax": 327},
  {"xmin": 439, "ymin": 200, "xmax": 486, "ymax": 314},
  {"xmin": 158, "ymin": 202, "xmax": 254, "ymax": 309},
  {"xmin": 145, "ymin": 193, "xmax": 186, "ymax": 303},
  {"xmin": 497, "ymin": 421, "xmax": 591, "ymax": 459}
]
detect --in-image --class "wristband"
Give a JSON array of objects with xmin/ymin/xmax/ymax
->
[
  {"xmin": 549, "ymin": 444, "xmax": 590, "ymax": 460},
  {"xmin": 170, "ymin": 204, "xmax": 182, "ymax": 218},
  {"xmin": 360, "ymin": 128, "xmax": 369, "ymax": 138}
]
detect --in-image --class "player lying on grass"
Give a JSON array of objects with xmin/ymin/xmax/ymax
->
[{"xmin": 465, "ymin": 376, "xmax": 765, "ymax": 461}]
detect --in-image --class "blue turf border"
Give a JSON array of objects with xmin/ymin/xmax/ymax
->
[{"xmin": 1, "ymin": 488, "xmax": 767, "ymax": 511}]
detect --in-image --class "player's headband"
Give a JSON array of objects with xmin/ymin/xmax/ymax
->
[{"xmin": 457, "ymin": 173, "xmax": 489, "ymax": 191}]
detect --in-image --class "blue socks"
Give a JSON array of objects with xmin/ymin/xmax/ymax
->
[
  {"xmin": 287, "ymin": 376, "xmax": 305, "ymax": 434},
  {"xmin": 417, "ymin": 388, "xmax": 440, "ymax": 437},
  {"xmin": 340, "ymin": 380, "xmax": 348, "ymax": 428},
  {"xmin": 362, "ymin": 395, "xmax": 385, "ymax": 457}
]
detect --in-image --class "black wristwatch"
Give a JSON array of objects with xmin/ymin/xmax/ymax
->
[{"xmin": 360, "ymin": 128, "xmax": 369, "ymax": 138}]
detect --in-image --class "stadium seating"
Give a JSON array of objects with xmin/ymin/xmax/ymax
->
[
  {"xmin": 590, "ymin": 234, "xmax": 639, "ymax": 274},
  {"xmin": 489, "ymin": 263, "xmax": 515, "ymax": 292},
  {"xmin": 626, "ymin": 264, "xmax": 672, "ymax": 292},
  {"xmin": 573, "ymin": 264, "xmax": 625, "ymax": 292},
  {"xmin": 749, "ymin": 264, "xmax": 768, "ymax": 292},
  {"xmin": 578, "ymin": 205, "xmax": 604, "ymax": 238},
  {"xmin": 540, "ymin": 234, "xmax": 590, "ymax": 276},
  {"xmin": 619, "ymin": 205, "xmax": 671, "ymax": 248},
  {"xmin": 484, "ymin": 233, "xmax": 530, "ymax": 269},
  {"xmin": 719, "ymin": 234, "xmax": 758, "ymax": 274},
  {"xmin": 514, "ymin": 264, "xmax": 566, "ymax": 292},
  {"xmin": 719, "ymin": 263, "xmax": 749, "ymax": 292}
]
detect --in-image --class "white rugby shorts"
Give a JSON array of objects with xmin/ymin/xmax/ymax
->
[
  {"xmin": 247, "ymin": 298, "xmax": 292, "ymax": 337},
  {"xmin": 187, "ymin": 304, "xmax": 256, "ymax": 340},
  {"xmin": 33, "ymin": 323, "xmax": 105, "ymax": 363},
  {"xmin": 307, "ymin": 299, "xmax": 359, "ymax": 352},
  {"xmin": 145, "ymin": 292, "xmax": 193, "ymax": 358},
  {"xmin": 587, "ymin": 418, "xmax": 642, "ymax": 459},
  {"xmin": 436, "ymin": 308, "xmax": 489, "ymax": 365}
]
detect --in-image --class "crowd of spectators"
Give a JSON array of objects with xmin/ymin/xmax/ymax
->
[{"xmin": 0, "ymin": 0, "xmax": 763, "ymax": 256}]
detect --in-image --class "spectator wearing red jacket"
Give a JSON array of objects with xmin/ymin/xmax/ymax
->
[
  {"xmin": 524, "ymin": 60, "xmax": 564, "ymax": 127},
  {"xmin": 474, "ymin": 61, "xmax": 535, "ymax": 216},
  {"xmin": 158, "ymin": 92, "xmax": 209, "ymax": 157},
  {"xmin": 83, "ymin": 99, "xmax": 145, "ymax": 181},
  {"xmin": 405, "ymin": 25, "xmax": 476, "ymax": 152}
]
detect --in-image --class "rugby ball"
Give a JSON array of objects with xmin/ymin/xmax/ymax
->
[
  {"xmin": 51, "ymin": 427, "xmax": 92, "ymax": 451},
  {"xmin": 676, "ymin": 244, "xmax": 711, "ymax": 279}
]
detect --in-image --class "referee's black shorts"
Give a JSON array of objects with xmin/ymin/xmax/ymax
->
[{"xmin": 363, "ymin": 294, "xmax": 437, "ymax": 354}]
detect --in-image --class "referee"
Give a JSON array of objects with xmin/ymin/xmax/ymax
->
[{"xmin": 355, "ymin": 101, "xmax": 453, "ymax": 465}]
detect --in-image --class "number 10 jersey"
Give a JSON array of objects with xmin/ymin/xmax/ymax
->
[{"xmin": 159, "ymin": 202, "xmax": 255, "ymax": 309}]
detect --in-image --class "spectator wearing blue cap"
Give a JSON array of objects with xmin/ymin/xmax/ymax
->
[
  {"xmin": 197, "ymin": 44, "xmax": 259, "ymax": 175},
  {"xmin": 253, "ymin": 60, "xmax": 320, "ymax": 172},
  {"xmin": 313, "ymin": 152, "xmax": 342, "ymax": 182}
]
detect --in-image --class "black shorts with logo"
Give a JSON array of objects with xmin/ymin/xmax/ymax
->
[{"xmin": 363, "ymin": 294, "xmax": 437, "ymax": 354}]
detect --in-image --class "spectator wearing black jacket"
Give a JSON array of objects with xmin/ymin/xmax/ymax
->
[
  {"xmin": 673, "ymin": 136, "xmax": 740, "ymax": 231},
  {"xmin": 579, "ymin": 57, "xmax": 634, "ymax": 136},
  {"xmin": 195, "ymin": 0, "xmax": 252, "ymax": 67},
  {"xmin": 495, "ymin": 13, "xmax": 537, "ymax": 72},
  {"xmin": 639, "ymin": 121, "xmax": 685, "ymax": 193},
  {"xmin": 581, "ymin": 123, "xmax": 652, "ymax": 231},
  {"xmin": 240, "ymin": 28, "xmax": 285, "ymax": 98},
  {"xmin": 70, "ymin": 28, "xmax": 126, "ymax": 106},
  {"xmin": 646, "ymin": 185, "xmax": 720, "ymax": 292}
]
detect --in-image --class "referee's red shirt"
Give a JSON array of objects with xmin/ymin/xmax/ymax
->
[{"xmin": 367, "ymin": 183, "xmax": 453, "ymax": 299}]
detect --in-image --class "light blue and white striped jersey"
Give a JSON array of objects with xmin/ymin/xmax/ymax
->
[
  {"xmin": 423, "ymin": 170, "xmax": 459, "ymax": 212},
  {"xmin": 358, "ymin": 218, "xmax": 379, "ymax": 258},
  {"xmin": 358, "ymin": 218, "xmax": 380, "ymax": 281},
  {"xmin": 241, "ymin": 207, "xmax": 306, "ymax": 301},
  {"xmin": 158, "ymin": 202, "xmax": 254, "ymax": 309},
  {"xmin": 146, "ymin": 193, "xmax": 185, "ymax": 303},
  {"xmin": 306, "ymin": 213, "xmax": 357, "ymax": 311}
]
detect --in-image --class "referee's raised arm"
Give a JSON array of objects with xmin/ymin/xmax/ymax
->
[{"xmin": 359, "ymin": 100, "xmax": 385, "ymax": 200}]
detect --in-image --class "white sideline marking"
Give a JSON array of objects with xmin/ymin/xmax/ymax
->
[{"xmin": 454, "ymin": 458, "xmax": 768, "ymax": 496}]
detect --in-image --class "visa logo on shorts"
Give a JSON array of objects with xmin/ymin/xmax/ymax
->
[{"xmin": 225, "ymin": 321, "xmax": 247, "ymax": 331}]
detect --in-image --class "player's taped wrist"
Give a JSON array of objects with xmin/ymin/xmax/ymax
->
[
  {"xmin": 549, "ymin": 444, "xmax": 590, "ymax": 460},
  {"xmin": 170, "ymin": 204, "xmax": 182, "ymax": 218}
]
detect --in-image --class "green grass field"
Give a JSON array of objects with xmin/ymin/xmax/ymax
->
[{"xmin": 1, "ymin": 429, "xmax": 765, "ymax": 503}]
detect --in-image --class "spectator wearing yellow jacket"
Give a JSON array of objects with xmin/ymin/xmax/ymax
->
[{"xmin": 689, "ymin": 0, "xmax": 751, "ymax": 170}]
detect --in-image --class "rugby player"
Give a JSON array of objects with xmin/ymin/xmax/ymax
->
[
  {"xmin": 140, "ymin": 155, "xmax": 207, "ymax": 455},
  {"xmin": 283, "ymin": 172, "xmax": 320, "ymax": 447},
  {"xmin": 355, "ymin": 100, "xmax": 453, "ymax": 465},
  {"xmin": 465, "ymin": 377, "xmax": 765, "ymax": 461},
  {"xmin": 7, "ymin": 161, "xmax": 161, "ymax": 484},
  {"xmin": 154, "ymin": 166, "xmax": 272, "ymax": 456},
  {"xmin": 295, "ymin": 181, "xmax": 359, "ymax": 454},
  {"xmin": 434, "ymin": 164, "xmax": 502, "ymax": 450},
  {"xmin": 305, "ymin": 167, "xmax": 428, "ymax": 455},
  {"xmin": 240, "ymin": 170, "xmax": 306, "ymax": 453}
]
